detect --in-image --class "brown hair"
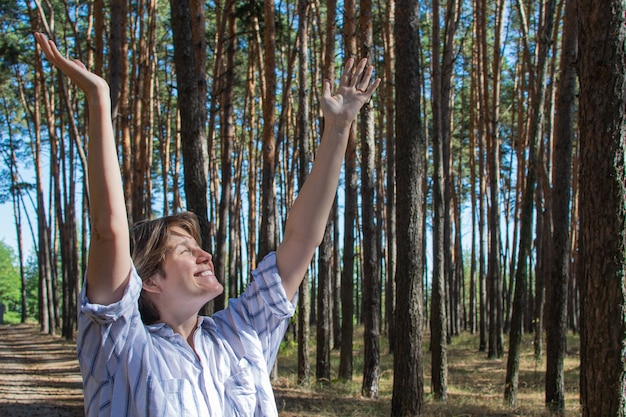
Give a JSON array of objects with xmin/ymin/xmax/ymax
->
[{"xmin": 130, "ymin": 211, "xmax": 202, "ymax": 324}]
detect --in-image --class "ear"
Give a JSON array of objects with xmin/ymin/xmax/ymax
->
[{"xmin": 142, "ymin": 274, "xmax": 163, "ymax": 294}]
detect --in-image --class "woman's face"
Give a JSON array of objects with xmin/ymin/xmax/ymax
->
[{"xmin": 146, "ymin": 226, "xmax": 223, "ymax": 318}]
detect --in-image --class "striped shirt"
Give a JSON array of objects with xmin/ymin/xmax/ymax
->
[{"xmin": 77, "ymin": 252, "xmax": 295, "ymax": 417}]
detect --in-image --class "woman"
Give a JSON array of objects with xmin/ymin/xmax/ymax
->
[{"xmin": 35, "ymin": 32, "xmax": 379, "ymax": 417}]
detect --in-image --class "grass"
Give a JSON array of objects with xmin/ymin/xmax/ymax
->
[{"xmin": 273, "ymin": 327, "xmax": 581, "ymax": 416}]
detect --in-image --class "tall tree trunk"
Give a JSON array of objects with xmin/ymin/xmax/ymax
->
[
  {"xmin": 545, "ymin": 0, "xmax": 576, "ymax": 411},
  {"xmin": 359, "ymin": 0, "xmax": 380, "ymax": 399},
  {"xmin": 315, "ymin": 0, "xmax": 337, "ymax": 383},
  {"xmin": 381, "ymin": 0, "xmax": 397, "ymax": 354},
  {"xmin": 483, "ymin": 0, "xmax": 505, "ymax": 359},
  {"xmin": 431, "ymin": 0, "xmax": 455, "ymax": 399},
  {"xmin": 453, "ymin": 169, "xmax": 466, "ymax": 332},
  {"xmin": 317, "ymin": 223, "xmax": 332, "ymax": 382},
  {"xmin": 441, "ymin": 0, "xmax": 457, "ymax": 340},
  {"xmin": 332, "ymin": 202, "xmax": 342, "ymax": 350},
  {"xmin": 245, "ymin": 38, "xmax": 259, "ymax": 278},
  {"xmin": 567, "ymin": 153, "xmax": 580, "ymax": 333},
  {"xmin": 93, "ymin": 0, "xmax": 104, "ymax": 77},
  {"xmin": 468, "ymin": 33, "xmax": 478, "ymax": 334},
  {"xmin": 339, "ymin": 0, "xmax": 358, "ymax": 382},
  {"xmin": 578, "ymin": 0, "xmax": 626, "ymax": 415},
  {"xmin": 205, "ymin": 0, "xmax": 224, "ymax": 251},
  {"xmin": 161, "ymin": 73, "xmax": 174, "ymax": 216},
  {"xmin": 31, "ymin": 31, "xmax": 54, "ymax": 334},
  {"xmin": 5, "ymin": 103, "xmax": 27, "ymax": 323},
  {"xmin": 474, "ymin": 0, "xmax": 488, "ymax": 349},
  {"xmin": 534, "ymin": 181, "xmax": 549, "ymax": 353},
  {"xmin": 131, "ymin": 7, "xmax": 148, "ymax": 222},
  {"xmin": 170, "ymin": 0, "xmax": 211, "ymax": 253},
  {"xmin": 51, "ymin": 105, "xmax": 71, "ymax": 340},
  {"xmin": 504, "ymin": 0, "xmax": 556, "ymax": 405},
  {"xmin": 391, "ymin": 0, "xmax": 425, "ymax": 413},
  {"xmin": 326, "ymin": 0, "xmax": 342, "ymax": 350},
  {"xmin": 259, "ymin": 0, "xmax": 278, "ymax": 258},
  {"xmin": 214, "ymin": 0, "xmax": 236, "ymax": 312},
  {"xmin": 296, "ymin": 0, "xmax": 311, "ymax": 385},
  {"xmin": 110, "ymin": 0, "xmax": 131, "ymax": 224}
]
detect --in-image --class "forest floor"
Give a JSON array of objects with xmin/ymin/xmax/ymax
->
[
  {"xmin": 0, "ymin": 323, "xmax": 581, "ymax": 417},
  {"xmin": 0, "ymin": 323, "xmax": 83, "ymax": 417}
]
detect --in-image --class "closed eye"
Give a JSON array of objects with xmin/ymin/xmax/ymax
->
[{"xmin": 172, "ymin": 244, "xmax": 193, "ymax": 255}]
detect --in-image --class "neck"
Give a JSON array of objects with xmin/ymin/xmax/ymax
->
[{"xmin": 163, "ymin": 314, "xmax": 200, "ymax": 348}]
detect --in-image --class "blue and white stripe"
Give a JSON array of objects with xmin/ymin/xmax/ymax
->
[{"xmin": 77, "ymin": 252, "xmax": 295, "ymax": 417}]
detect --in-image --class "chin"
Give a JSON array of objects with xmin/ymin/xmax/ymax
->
[
  {"xmin": 217, "ymin": 284, "xmax": 224, "ymax": 294},
  {"xmin": 205, "ymin": 284, "xmax": 224, "ymax": 301}
]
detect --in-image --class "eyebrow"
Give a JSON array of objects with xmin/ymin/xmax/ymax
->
[{"xmin": 166, "ymin": 234, "xmax": 195, "ymax": 250}]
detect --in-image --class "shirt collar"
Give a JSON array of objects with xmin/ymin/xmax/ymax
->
[{"xmin": 146, "ymin": 315, "xmax": 217, "ymax": 337}]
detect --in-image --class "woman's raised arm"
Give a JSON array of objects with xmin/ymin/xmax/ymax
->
[
  {"xmin": 276, "ymin": 57, "xmax": 380, "ymax": 300},
  {"xmin": 35, "ymin": 33, "xmax": 130, "ymax": 305}
]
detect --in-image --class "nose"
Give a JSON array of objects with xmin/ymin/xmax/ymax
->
[{"xmin": 197, "ymin": 249, "xmax": 212, "ymax": 263}]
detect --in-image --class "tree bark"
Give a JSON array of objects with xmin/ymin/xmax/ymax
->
[
  {"xmin": 578, "ymin": 0, "xmax": 626, "ymax": 414},
  {"xmin": 339, "ymin": 0, "xmax": 358, "ymax": 382},
  {"xmin": 475, "ymin": 0, "xmax": 488, "ymax": 348},
  {"xmin": 359, "ymin": 0, "xmax": 380, "ymax": 399},
  {"xmin": 391, "ymin": 0, "xmax": 425, "ymax": 413},
  {"xmin": 169, "ymin": 0, "xmax": 211, "ymax": 253},
  {"xmin": 504, "ymin": 0, "xmax": 556, "ymax": 405},
  {"xmin": 316, "ymin": 223, "xmax": 332, "ymax": 383},
  {"xmin": 295, "ymin": 0, "xmax": 311, "ymax": 386},
  {"xmin": 315, "ymin": 0, "xmax": 337, "ymax": 383},
  {"xmin": 131, "ymin": 7, "xmax": 148, "ymax": 222},
  {"xmin": 109, "ymin": 0, "xmax": 132, "ymax": 224},
  {"xmin": 214, "ymin": 0, "xmax": 236, "ymax": 312},
  {"xmin": 4, "ymin": 102, "xmax": 27, "ymax": 323},
  {"xmin": 259, "ymin": 0, "xmax": 278, "ymax": 258},
  {"xmin": 545, "ymin": 0, "xmax": 576, "ymax": 411},
  {"xmin": 468, "ymin": 26, "xmax": 478, "ymax": 334},
  {"xmin": 430, "ymin": 0, "xmax": 456, "ymax": 399},
  {"xmin": 31, "ymin": 30, "xmax": 55, "ymax": 335},
  {"xmin": 381, "ymin": 0, "xmax": 396, "ymax": 354},
  {"xmin": 483, "ymin": 0, "xmax": 505, "ymax": 360}
]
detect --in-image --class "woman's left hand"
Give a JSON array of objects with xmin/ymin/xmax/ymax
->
[{"xmin": 320, "ymin": 57, "xmax": 381, "ymax": 127}]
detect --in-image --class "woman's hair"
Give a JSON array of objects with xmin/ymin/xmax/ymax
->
[{"xmin": 130, "ymin": 211, "xmax": 202, "ymax": 324}]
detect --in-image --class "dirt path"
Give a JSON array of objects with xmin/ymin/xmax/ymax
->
[{"xmin": 0, "ymin": 323, "xmax": 84, "ymax": 417}]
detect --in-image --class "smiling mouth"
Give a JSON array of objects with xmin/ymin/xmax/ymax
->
[{"xmin": 196, "ymin": 270, "xmax": 214, "ymax": 278}]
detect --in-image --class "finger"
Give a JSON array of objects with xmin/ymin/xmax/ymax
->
[
  {"xmin": 34, "ymin": 32, "xmax": 44, "ymax": 47},
  {"xmin": 356, "ymin": 65, "xmax": 375, "ymax": 92},
  {"xmin": 40, "ymin": 36, "xmax": 83, "ymax": 73},
  {"xmin": 34, "ymin": 33, "xmax": 53, "ymax": 58},
  {"xmin": 350, "ymin": 58, "xmax": 368, "ymax": 88},
  {"xmin": 363, "ymin": 77, "xmax": 381, "ymax": 98},
  {"xmin": 35, "ymin": 33, "xmax": 58, "ymax": 61},
  {"xmin": 322, "ymin": 78, "xmax": 332, "ymax": 99},
  {"xmin": 46, "ymin": 40, "xmax": 66, "ymax": 63},
  {"xmin": 341, "ymin": 57, "xmax": 356, "ymax": 86},
  {"xmin": 37, "ymin": 35, "xmax": 62, "ymax": 65}
]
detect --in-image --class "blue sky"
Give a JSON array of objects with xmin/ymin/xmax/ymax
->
[{"xmin": 0, "ymin": 200, "xmax": 35, "ymax": 259}]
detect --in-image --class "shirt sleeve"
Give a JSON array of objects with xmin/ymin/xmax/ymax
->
[
  {"xmin": 77, "ymin": 261, "xmax": 144, "ymax": 381},
  {"xmin": 212, "ymin": 252, "xmax": 297, "ymax": 370}
]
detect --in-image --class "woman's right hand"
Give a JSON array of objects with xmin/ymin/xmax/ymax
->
[{"xmin": 34, "ymin": 32, "xmax": 110, "ymax": 104}]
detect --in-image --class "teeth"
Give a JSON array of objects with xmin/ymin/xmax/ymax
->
[{"xmin": 197, "ymin": 270, "xmax": 213, "ymax": 277}]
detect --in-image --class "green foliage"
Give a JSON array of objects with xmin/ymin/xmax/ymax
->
[
  {"xmin": 23, "ymin": 254, "xmax": 40, "ymax": 319},
  {"xmin": 0, "ymin": 2, "xmax": 21, "ymax": 84},
  {"xmin": 0, "ymin": 240, "xmax": 22, "ymax": 320}
]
